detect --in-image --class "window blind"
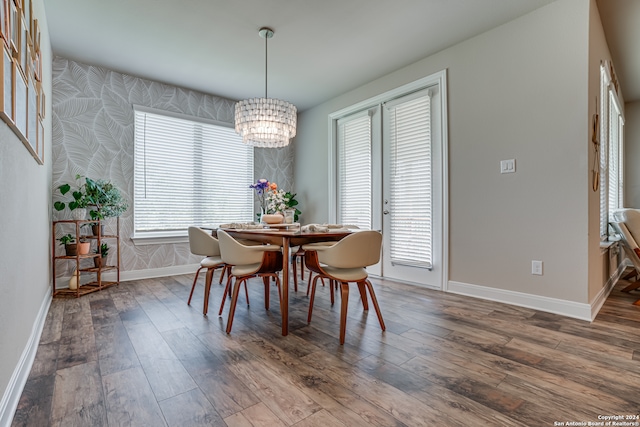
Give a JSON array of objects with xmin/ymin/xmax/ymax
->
[
  {"xmin": 599, "ymin": 65, "xmax": 609, "ymax": 239},
  {"xmin": 133, "ymin": 108, "xmax": 254, "ymax": 234},
  {"xmin": 386, "ymin": 91, "xmax": 432, "ymax": 268},
  {"xmin": 337, "ymin": 111, "xmax": 372, "ymax": 229},
  {"xmin": 608, "ymin": 92, "xmax": 620, "ymax": 217}
]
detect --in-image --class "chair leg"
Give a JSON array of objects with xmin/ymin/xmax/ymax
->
[
  {"xmin": 226, "ymin": 278, "xmax": 244, "ymax": 334},
  {"xmin": 203, "ymin": 267, "xmax": 215, "ymax": 316},
  {"xmin": 219, "ymin": 264, "xmax": 231, "ymax": 285},
  {"xmin": 364, "ymin": 279, "xmax": 386, "ymax": 331},
  {"xmin": 307, "ymin": 275, "xmax": 322, "ymax": 323},
  {"xmin": 339, "ymin": 282, "xmax": 350, "ymax": 345},
  {"xmin": 329, "ymin": 278, "xmax": 335, "ymax": 306},
  {"xmin": 219, "ymin": 275, "xmax": 234, "ymax": 316},
  {"xmin": 293, "ymin": 256, "xmax": 299, "ymax": 292},
  {"xmin": 187, "ymin": 266, "xmax": 205, "ymax": 305},
  {"xmin": 357, "ymin": 281, "xmax": 369, "ymax": 310},
  {"xmin": 263, "ymin": 276, "xmax": 270, "ymax": 310}
]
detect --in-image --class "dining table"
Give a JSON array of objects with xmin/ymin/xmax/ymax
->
[{"xmin": 220, "ymin": 225, "xmax": 352, "ymax": 336}]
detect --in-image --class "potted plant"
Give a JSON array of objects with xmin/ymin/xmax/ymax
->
[
  {"xmin": 85, "ymin": 178, "xmax": 128, "ymax": 222},
  {"xmin": 53, "ymin": 174, "xmax": 94, "ymax": 220},
  {"xmin": 94, "ymin": 242, "xmax": 109, "ymax": 268},
  {"xmin": 59, "ymin": 234, "xmax": 77, "ymax": 256}
]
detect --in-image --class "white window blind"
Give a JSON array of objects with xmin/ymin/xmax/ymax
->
[
  {"xmin": 599, "ymin": 65, "xmax": 609, "ymax": 239},
  {"xmin": 134, "ymin": 107, "xmax": 254, "ymax": 235},
  {"xmin": 337, "ymin": 111, "xmax": 372, "ymax": 229},
  {"xmin": 608, "ymin": 92, "xmax": 623, "ymax": 216},
  {"xmin": 385, "ymin": 91, "xmax": 432, "ymax": 268}
]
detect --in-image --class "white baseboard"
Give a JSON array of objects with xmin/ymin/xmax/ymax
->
[
  {"xmin": 588, "ymin": 260, "xmax": 627, "ymax": 320},
  {"xmin": 447, "ymin": 280, "xmax": 593, "ymax": 321},
  {"xmin": 0, "ymin": 289, "xmax": 52, "ymax": 427},
  {"xmin": 57, "ymin": 264, "xmax": 201, "ymax": 287},
  {"xmin": 111, "ymin": 264, "xmax": 200, "ymax": 282}
]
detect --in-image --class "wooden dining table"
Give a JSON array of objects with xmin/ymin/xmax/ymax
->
[{"xmin": 221, "ymin": 226, "xmax": 352, "ymax": 335}]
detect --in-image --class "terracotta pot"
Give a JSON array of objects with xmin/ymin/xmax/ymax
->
[
  {"xmin": 77, "ymin": 242, "xmax": 91, "ymax": 255},
  {"xmin": 65, "ymin": 244, "xmax": 78, "ymax": 256}
]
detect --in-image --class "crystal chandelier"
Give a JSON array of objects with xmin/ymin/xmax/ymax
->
[{"xmin": 235, "ymin": 27, "xmax": 297, "ymax": 148}]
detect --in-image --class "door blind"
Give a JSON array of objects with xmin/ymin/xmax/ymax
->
[
  {"xmin": 133, "ymin": 108, "xmax": 254, "ymax": 234},
  {"xmin": 386, "ymin": 92, "xmax": 432, "ymax": 268},
  {"xmin": 337, "ymin": 111, "xmax": 372, "ymax": 229}
]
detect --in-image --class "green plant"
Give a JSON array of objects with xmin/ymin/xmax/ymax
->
[
  {"xmin": 85, "ymin": 179, "xmax": 128, "ymax": 220},
  {"xmin": 53, "ymin": 175, "xmax": 128, "ymax": 219},
  {"xmin": 53, "ymin": 175, "xmax": 93, "ymax": 212},
  {"xmin": 95, "ymin": 243, "xmax": 109, "ymax": 257},
  {"xmin": 58, "ymin": 234, "xmax": 75, "ymax": 246},
  {"xmin": 283, "ymin": 192, "xmax": 301, "ymax": 222}
]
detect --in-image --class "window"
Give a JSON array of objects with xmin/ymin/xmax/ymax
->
[
  {"xmin": 337, "ymin": 111, "xmax": 373, "ymax": 229},
  {"xmin": 133, "ymin": 106, "xmax": 253, "ymax": 239},
  {"xmin": 599, "ymin": 62, "xmax": 625, "ymax": 240}
]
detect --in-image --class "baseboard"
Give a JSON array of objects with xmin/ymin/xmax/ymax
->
[
  {"xmin": 447, "ymin": 280, "xmax": 593, "ymax": 321},
  {"xmin": 95, "ymin": 264, "xmax": 200, "ymax": 283},
  {"xmin": 0, "ymin": 288, "xmax": 52, "ymax": 427},
  {"xmin": 589, "ymin": 260, "xmax": 628, "ymax": 320}
]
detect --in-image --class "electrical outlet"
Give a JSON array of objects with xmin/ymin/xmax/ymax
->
[{"xmin": 531, "ymin": 260, "xmax": 543, "ymax": 275}]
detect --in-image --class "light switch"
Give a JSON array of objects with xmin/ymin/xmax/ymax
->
[{"xmin": 500, "ymin": 159, "xmax": 516, "ymax": 174}]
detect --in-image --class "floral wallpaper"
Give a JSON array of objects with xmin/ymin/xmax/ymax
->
[{"xmin": 52, "ymin": 57, "xmax": 294, "ymax": 276}]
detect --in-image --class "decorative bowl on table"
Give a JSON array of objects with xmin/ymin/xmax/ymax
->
[{"xmin": 261, "ymin": 213, "xmax": 284, "ymax": 224}]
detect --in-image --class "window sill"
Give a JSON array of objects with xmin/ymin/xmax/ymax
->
[
  {"xmin": 131, "ymin": 231, "xmax": 189, "ymax": 246},
  {"xmin": 600, "ymin": 238, "xmax": 619, "ymax": 255}
]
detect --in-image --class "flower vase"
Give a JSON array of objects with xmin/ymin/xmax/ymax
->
[{"xmin": 262, "ymin": 212, "xmax": 284, "ymax": 224}]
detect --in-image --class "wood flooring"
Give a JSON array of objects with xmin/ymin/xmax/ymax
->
[{"xmin": 10, "ymin": 270, "xmax": 640, "ymax": 426}]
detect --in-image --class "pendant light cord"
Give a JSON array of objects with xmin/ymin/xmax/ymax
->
[{"xmin": 264, "ymin": 33, "xmax": 268, "ymax": 99}]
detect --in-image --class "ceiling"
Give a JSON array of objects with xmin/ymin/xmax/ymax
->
[
  {"xmin": 45, "ymin": 0, "xmax": 566, "ymax": 112},
  {"xmin": 596, "ymin": 0, "xmax": 640, "ymax": 103}
]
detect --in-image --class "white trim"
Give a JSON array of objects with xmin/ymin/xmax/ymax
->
[
  {"xmin": 327, "ymin": 70, "xmax": 449, "ymax": 290},
  {"xmin": 132, "ymin": 104, "xmax": 234, "ymax": 128},
  {"xmin": 589, "ymin": 260, "xmax": 627, "ymax": 321},
  {"xmin": 447, "ymin": 280, "xmax": 593, "ymax": 321},
  {"xmin": 106, "ymin": 264, "xmax": 200, "ymax": 282},
  {"xmin": 0, "ymin": 289, "xmax": 52, "ymax": 427},
  {"xmin": 131, "ymin": 232, "xmax": 189, "ymax": 246}
]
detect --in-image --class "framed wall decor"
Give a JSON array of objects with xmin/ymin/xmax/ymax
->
[
  {"xmin": 36, "ymin": 79, "xmax": 42, "ymax": 117},
  {"xmin": 0, "ymin": 44, "xmax": 11, "ymax": 123},
  {"xmin": 18, "ymin": 15, "xmax": 26, "ymax": 73},
  {"xmin": 0, "ymin": 0, "xmax": 43, "ymax": 164},
  {"xmin": 0, "ymin": 0, "xmax": 7, "ymax": 47},
  {"xmin": 27, "ymin": 73, "xmax": 35, "ymax": 144},
  {"xmin": 36, "ymin": 113, "xmax": 43, "ymax": 161},
  {"xmin": 13, "ymin": 58, "xmax": 27, "ymax": 137},
  {"xmin": 21, "ymin": 0, "xmax": 28, "ymax": 32},
  {"xmin": 9, "ymin": 0, "xmax": 16, "ymax": 55}
]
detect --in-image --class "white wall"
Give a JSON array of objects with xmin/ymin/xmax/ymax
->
[
  {"xmin": 0, "ymin": 0, "xmax": 52, "ymax": 423},
  {"xmin": 296, "ymin": 0, "xmax": 592, "ymax": 304},
  {"xmin": 625, "ymin": 101, "xmax": 640, "ymax": 208}
]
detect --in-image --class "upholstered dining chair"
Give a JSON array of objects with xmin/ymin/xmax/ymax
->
[
  {"xmin": 611, "ymin": 209, "xmax": 640, "ymax": 295},
  {"xmin": 217, "ymin": 230, "xmax": 284, "ymax": 333},
  {"xmin": 293, "ymin": 224, "xmax": 360, "ymax": 293},
  {"xmin": 187, "ymin": 226, "xmax": 231, "ymax": 315},
  {"xmin": 302, "ymin": 230, "xmax": 385, "ymax": 344}
]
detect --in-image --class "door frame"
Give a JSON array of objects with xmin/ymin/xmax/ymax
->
[{"xmin": 327, "ymin": 70, "xmax": 449, "ymax": 291}]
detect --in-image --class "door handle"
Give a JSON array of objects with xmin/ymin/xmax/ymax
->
[{"xmin": 383, "ymin": 210, "xmax": 389, "ymax": 215}]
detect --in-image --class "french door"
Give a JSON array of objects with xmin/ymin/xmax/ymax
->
[{"xmin": 333, "ymin": 72, "xmax": 446, "ymax": 289}]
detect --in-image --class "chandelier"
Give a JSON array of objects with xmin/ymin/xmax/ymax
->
[{"xmin": 235, "ymin": 27, "xmax": 297, "ymax": 148}]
